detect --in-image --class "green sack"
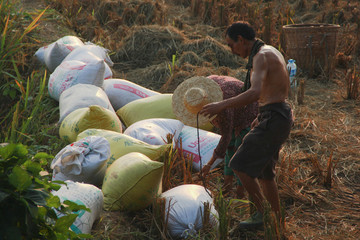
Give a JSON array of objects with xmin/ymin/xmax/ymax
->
[
  {"xmin": 102, "ymin": 152, "xmax": 163, "ymax": 211},
  {"xmin": 117, "ymin": 94, "xmax": 176, "ymax": 127},
  {"xmin": 60, "ymin": 105, "xmax": 122, "ymax": 143}
]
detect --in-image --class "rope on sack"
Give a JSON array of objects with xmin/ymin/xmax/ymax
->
[
  {"xmin": 197, "ymin": 112, "xmax": 212, "ymax": 198},
  {"xmin": 181, "ymin": 223, "xmax": 197, "ymax": 239}
]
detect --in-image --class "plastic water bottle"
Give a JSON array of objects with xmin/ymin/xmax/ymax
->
[{"xmin": 287, "ymin": 59, "xmax": 297, "ymax": 88}]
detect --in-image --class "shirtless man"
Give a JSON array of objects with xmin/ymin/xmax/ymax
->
[{"xmin": 200, "ymin": 21, "xmax": 293, "ymax": 228}]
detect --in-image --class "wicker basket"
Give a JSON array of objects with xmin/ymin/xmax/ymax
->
[{"xmin": 282, "ymin": 23, "xmax": 340, "ymax": 79}]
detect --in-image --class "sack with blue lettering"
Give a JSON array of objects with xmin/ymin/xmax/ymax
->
[
  {"xmin": 176, "ymin": 126, "xmax": 223, "ymax": 172},
  {"xmin": 52, "ymin": 180, "xmax": 103, "ymax": 235}
]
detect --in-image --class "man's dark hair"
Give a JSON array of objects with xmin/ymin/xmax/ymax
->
[{"xmin": 226, "ymin": 21, "xmax": 256, "ymax": 41}]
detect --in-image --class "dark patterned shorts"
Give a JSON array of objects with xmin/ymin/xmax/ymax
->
[{"xmin": 229, "ymin": 102, "xmax": 293, "ymax": 179}]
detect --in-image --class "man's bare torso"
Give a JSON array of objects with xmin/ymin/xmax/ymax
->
[{"xmin": 252, "ymin": 45, "xmax": 289, "ymax": 107}]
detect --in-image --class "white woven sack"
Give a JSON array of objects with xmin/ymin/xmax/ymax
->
[
  {"xmin": 176, "ymin": 126, "xmax": 223, "ymax": 172},
  {"xmin": 59, "ymin": 84, "xmax": 115, "ymax": 123},
  {"xmin": 52, "ymin": 180, "xmax": 103, "ymax": 235},
  {"xmin": 48, "ymin": 59, "xmax": 106, "ymax": 101},
  {"xmin": 67, "ymin": 43, "xmax": 114, "ymax": 67},
  {"xmin": 124, "ymin": 118, "xmax": 184, "ymax": 145},
  {"xmin": 51, "ymin": 136, "xmax": 110, "ymax": 187},
  {"xmin": 34, "ymin": 45, "xmax": 46, "ymax": 64},
  {"xmin": 63, "ymin": 48, "xmax": 113, "ymax": 80},
  {"xmin": 161, "ymin": 184, "xmax": 219, "ymax": 239},
  {"xmin": 43, "ymin": 36, "xmax": 84, "ymax": 72},
  {"xmin": 103, "ymin": 79, "xmax": 160, "ymax": 111}
]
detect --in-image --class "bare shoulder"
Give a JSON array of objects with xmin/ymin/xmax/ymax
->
[{"xmin": 260, "ymin": 45, "xmax": 285, "ymax": 61}]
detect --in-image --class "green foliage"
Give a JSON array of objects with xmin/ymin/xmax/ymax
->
[
  {"xmin": 167, "ymin": 52, "xmax": 178, "ymax": 76},
  {"xmin": 0, "ymin": 143, "xmax": 91, "ymax": 240},
  {"xmin": 0, "ymin": 69, "xmax": 64, "ymax": 155},
  {"xmin": 0, "ymin": 0, "xmax": 64, "ymax": 153}
]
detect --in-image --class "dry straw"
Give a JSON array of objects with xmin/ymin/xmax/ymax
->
[{"xmin": 114, "ymin": 25, "xmax": 186, "ymax": 68}]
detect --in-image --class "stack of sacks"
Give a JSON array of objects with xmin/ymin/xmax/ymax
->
[
  {"xmin": 102, "ymin": 152, "xmax": 164, "ymax": 211},
  {"xmin": 35, "ymin": 36, "xmax": 122, "ymax": 142},
  {"xmin": 176, "ymin": 125, "xmax": 223, "ymax": 172},
  {"xmin": 34, "ymin": 36, "xmax": 84, "ymax": 72},
  {"xmin": 102, "ymin": 78, "xmax": 160, "ymax": 111},
  {"xmin": 123, "ymin": 118, "xmax": 184, "ymax": 145},
  {"xmin": 59, "ymin": 84, "xmax": 121, "ymax": 143},
  {"xmin": 51, "ymin": 136, "xmax": 110, "ymax": 187},
  {"xmin": 52, "ymin": 180, "xmax": 103, "ymax": 235},
  {"xmin": 160, "ymin": 184, "xmax": 219, "ymax": 239},
  {"xmin": 77, "ymin": 129, "xmax": 171, "ymax": 166}
]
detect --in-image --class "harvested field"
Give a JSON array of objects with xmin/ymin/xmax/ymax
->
[{"xmin": 14, "ymin": 0, "xmax": 360, "ymax": 239}]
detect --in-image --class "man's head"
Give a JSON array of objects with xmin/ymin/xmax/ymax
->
[{"xmin": 225, "ymin": 21, "xmax": 256, "ymax": 58}]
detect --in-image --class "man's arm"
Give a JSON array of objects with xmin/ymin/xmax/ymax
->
[{"xmin": 200, "ymin": 52, "xmax": 267, "ymax": 118}]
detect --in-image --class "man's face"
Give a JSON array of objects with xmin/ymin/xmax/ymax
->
[{"xmin": 226, "ymin": 35, "xmax": 245, "ymax": 58}]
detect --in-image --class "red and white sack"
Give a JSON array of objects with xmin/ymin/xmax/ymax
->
[
  {"xmin": 59, "ymin": 84, "xmax": 115, "ymax": 123},
  {"xmin": 43, "ymin": 36, "xmax": 84, "ymax": 72},
  {"xmin": 52, "ymin": 180, "xmax": 103, "ymax": 235},
  {"xmin": 124, "ymin": 118, "xmax": 184, "ymax": 145},
  {"xmin": 160, "ymin": 184, "xmax": 219, "ymax": 239},
  {"xmin": 102, "ymin": 79, "xmax": 160, "ymax": 111},
  {"xmin": 63, "ymin": 46, "xmax": 113, "ymax": 80},
  {"xmin": 176, "ymin": 126, "xmax": 223, "ymax": 172},
  {"xmin": 51, "ymin": 136, "xmax": 110, "ymax": 187},
  {"xmin": 48, "ymin": 59, "xmax": 106, "ymax": 101}
]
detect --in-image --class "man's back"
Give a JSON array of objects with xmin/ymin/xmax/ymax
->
[{"xmin": 253, "ymin": 45, "xmax": 289, "ymax": 107}]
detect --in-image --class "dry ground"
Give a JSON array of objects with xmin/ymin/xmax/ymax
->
[{"xmin": 22, "ymin": 0, "xmax": 360, "ymax": 239}]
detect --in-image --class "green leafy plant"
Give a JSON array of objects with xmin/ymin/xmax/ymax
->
[
  {"xmin": 167, "ymin": 52, "xmax": 178, "ymax": 76},
  {"xmin": 0, "ymin": 1, "xmax": 45, "ymax": 101},
  {"xmin": 5, "ymin": 71, "xmax": 48, "ymax": 143},
  {"xmin": 214, "ymin": 190, "xmax": 249, "ymax": 240},
  {"xmin": 0, "ymin": 143, "xmax": 91, "ymax": 240}
]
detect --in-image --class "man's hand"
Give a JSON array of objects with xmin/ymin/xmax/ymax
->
[{"xmin": 199, "ymin": 101, "xmax": 224, "ymax": 118}]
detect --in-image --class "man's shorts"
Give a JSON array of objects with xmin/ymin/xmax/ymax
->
[{"xmin": 229, "ymin": 102, "xmax": 293, "ymax": 180}]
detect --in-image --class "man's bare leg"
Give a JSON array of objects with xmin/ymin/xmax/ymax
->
[
  {"xmin": 236, "ymin": 185, "xmax": 246, "ymax": 199},
  {"xmin": 234, "ymin": 170, "xmax": 264, "ymax": 213},
  {"xmin": 223, "ymin": 175, "xmax": 246, "ymax": 198},
  {"xmin": 259, "ymin": 178, "xmax": 281, "ymax": 218}
]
